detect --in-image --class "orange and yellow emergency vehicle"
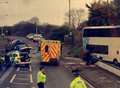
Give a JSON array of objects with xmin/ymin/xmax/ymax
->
[{"xmin": 40, "ymin": 40, "xmax": 61, "ymax": 65}]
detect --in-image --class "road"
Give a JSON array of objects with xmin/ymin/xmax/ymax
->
[
  {"xmin": 1, "ymin": 37, "xmax": 120, "ymax": 88},
  {"xmin": 62, "ymin": 57, "xmax": 120, "ymax": 88},
  {"xmin": 0, "ymin": 38, "xmax": 91, "ymax": 88},
  {"xmin": 0, "ymin": 53, "xmax": 78, "ymax": 88}
]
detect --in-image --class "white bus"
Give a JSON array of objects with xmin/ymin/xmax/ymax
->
[{"xmin": 82, "ymin": 26, "xmax": 120, "ymax": 64}]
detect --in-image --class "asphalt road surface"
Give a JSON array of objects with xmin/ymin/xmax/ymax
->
[
  {"xmin": 0, "ymin": 53, "xmax": 79, "ymax": 88},
  {"xmin": 0, "ymin": 37, "xmax": 90, "ymax": 88},
  {"xmin": 1, "ymin": 37, "xmax": 120, "ymax": 88}
]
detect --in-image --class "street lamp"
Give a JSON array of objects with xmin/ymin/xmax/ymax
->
[{"xmin": 68, "ymin": 0, "xmax": 74, "ymax": 46}]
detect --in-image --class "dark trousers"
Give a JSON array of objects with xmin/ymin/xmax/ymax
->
[{"xmin": 37, "ymin": 82, "xmax": 44, "ymax": 88}]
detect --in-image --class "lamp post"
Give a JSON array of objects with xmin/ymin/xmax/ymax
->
[{"xmin": 68, "ymin": 0, "xmax": 74, "ymax": 46}]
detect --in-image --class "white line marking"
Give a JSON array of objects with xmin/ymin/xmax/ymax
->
[
  {"xmin": 29, "ymin": 65, "xmax": 34, "ymax": 83},
  {"xmin": 13, "ymin": 82, "xmax": 30, "ymax": 85},
  {"xmin": 81, "ymin": 78, "xmax": 95, "ymax": 88},
  {"xmin": 85, "ymin": 80, "xmax": 95, "ymax": 88},
  {"xmin": 29, "ymin": 65, "xmax": 32, "ymax": 72},
  {"xmin": 16, "ymin": 74, "xmax": 28, "ymax": 76},
  {"xmin": 15, "ymin": 78, "xmax": 29, "ymax": 81},
  {"xmin": 30, "ymin": 74, "xmax": 33, "ymax": 83},
  {"xmin": 18, "ymin": 70, "xmax": 28, "ymax": 72},
  {"xmin": 10, "ymin": 74, "xmax": 16, "ymax": 83},
  {"xmin": 16, "ymin": 67, "xmax": 20, "ymax": 72}
]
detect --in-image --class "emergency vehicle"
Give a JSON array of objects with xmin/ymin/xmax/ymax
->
[
  {"xmin": 8, "ymin": 51, "xmax": 31, "ymax": 67},
  {"xmin": 40, "ymin": 40, "xmax": 61, "ymax": 65}
]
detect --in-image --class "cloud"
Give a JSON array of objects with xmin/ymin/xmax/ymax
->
[{"xmin": 0, "ymin": 0, "xmax": 89, "ymax": 26}]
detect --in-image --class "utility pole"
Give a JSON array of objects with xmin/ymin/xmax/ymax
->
[{"xmin": 68, "ymin": 0, "xmax": 74, "ymax": 46}]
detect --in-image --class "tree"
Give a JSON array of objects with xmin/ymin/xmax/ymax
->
[
  {"xmin": 114, "ymin": 0, "xmax": 120, "ymax": 24},
  {"xmin": 65, "ymin": 8, "xmax": 85, "ymax": 45},
  {"xmin": 29, "ymin": 16, "xmax": 39, "ymax": 25},
  {"xmin": 87, "ymin": 0, "xmax": 117, "ymax": 26},
  {"xmin": 65, "ymin": 8, "xmax": 85, "ymax": 29}
]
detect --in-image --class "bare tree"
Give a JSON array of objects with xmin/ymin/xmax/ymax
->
[
  {"xmin": 29, "ymin": 16, "xmax": 39, "ymax": 25},
  {"xmin": 65, "ymin": 8, "xmax": 85, "ymax": 46},
  {"xmin": 65, "ymin": 8, "xmax": 85, "ymax": 30}
]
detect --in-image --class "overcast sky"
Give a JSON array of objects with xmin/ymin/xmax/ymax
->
[{"xmin": 0, "ymin": 0, "xmax": 94, "ymax": 26}]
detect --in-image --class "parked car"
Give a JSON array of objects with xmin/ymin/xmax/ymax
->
[
  {"xmin": 83, "ymin": 52, "xmax": 98, "ymax": 65},
  {"xmin": 26, "ymin": 33, "xmax": 34, "ymax": 40},
  {"xmin": 32, "ymin": 34, "xmax": 44, "ymax": 42},
  {"xmin": 8, "ymin": 51, "xmax": 31, "ymax": 67},
  {"xmin": 11, "ymin": 40, "xmax": 25, "ymax": 45},
  {"xmin": 0, "ymin": 56, "xmax": 5, "ymax": 70},
  {"xmin": 6, "ymin": 40, "xmax": 26, "ymax": 52}
]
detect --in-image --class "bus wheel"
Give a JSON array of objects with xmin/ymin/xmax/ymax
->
[{"xmin": 113, "ymin": 59, "xmax": 119, "ymax": 65}]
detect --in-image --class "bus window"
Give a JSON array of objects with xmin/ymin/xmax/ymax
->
[
  {"xmin": 86, "ymin": 44, "xmax": 108, "ymax": 54},
  {"xmin": 83, "ymin": 27, "xmax": 120, "ymax": 37}
]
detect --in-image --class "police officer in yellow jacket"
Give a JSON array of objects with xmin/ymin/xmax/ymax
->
[
  {"xmin": 70, "ymin": 71, "xmax": 87, "ymax": 88},
  {"xmin": 37, "ymin": 66, "xmax": 46, "ymax": 88}
]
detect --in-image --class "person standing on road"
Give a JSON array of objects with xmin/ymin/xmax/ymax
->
[
  {"xmin": 70, "ymin": 71, "xmax": 87, "ymax": 88},
  {"xmin": 37, "ymin": 66, "xmax": 46, "ymax": 88}
]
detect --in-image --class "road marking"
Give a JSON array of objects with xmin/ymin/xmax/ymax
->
[
  {"xmin": 32, "ymin": 87, "xmax": 35, "ymax": 88},
  {"xmin": 13, "ymin": 82, "xmax": 30, "ymax": 85},
  {"xmin": 16, "ymin": 67, "xmax": 20, "ymax": 72},
  {"xmin": 30, "ymin": 74, "xmax": 33, "ymax": 83},
  {"xmin": 15, "ymin": 77, "xmax": 29, "ymax": 81},
  {"xmin": 81, "ymin": 78, "xmax": 95, "ymax": 88},
  {"xmin": 29, "ymin": 65, "xmax": 34, "ymax": 83},
  {"xmin": 29, "ymin": 65, "xmax": 32, "ymax": 72},
  {"xmin": 10, "ymin": 74, "xmax": 16, "ymax": 83},
  {"xmin": 18, "ymin": 70, "xmax": 28, "ymax": 73},
  {"xmin": 85, "ymin": 80, "xmax": 95, "ymax": 88}
]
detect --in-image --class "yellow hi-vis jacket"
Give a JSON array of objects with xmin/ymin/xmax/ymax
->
[
  {"xmin": 37, "ymin": 71, "xmax": 46, "ymax": 83},
  {"xmin": 70, "ymin": 76, "xmax": 87, "ymax": 88}
]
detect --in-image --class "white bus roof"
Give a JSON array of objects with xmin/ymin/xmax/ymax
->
[{"xmin": 83, "ymin": 25, "xmax": 120, "ymax": 30}]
